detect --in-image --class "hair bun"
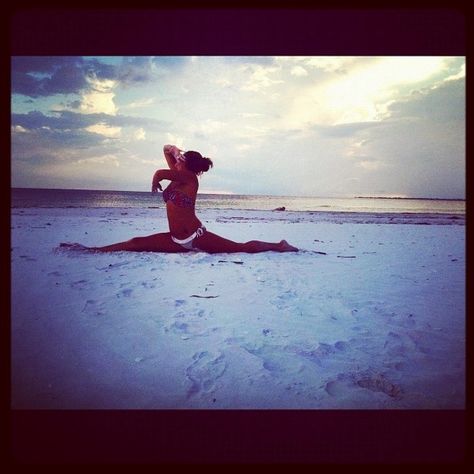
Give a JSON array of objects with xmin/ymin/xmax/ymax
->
[
  {"xmin": 183, "ymin": 151, "xmax": 213, "ymax": 175},
  {"xmin": 201, "ymin": 157, "xmax": 212, "ymax": 172}
]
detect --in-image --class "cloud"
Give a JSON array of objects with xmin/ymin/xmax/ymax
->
[
  {"xmin": 224, "ymin": 57, "xmax": 275, "ymax": 66},
  {"xmin": 12, "ymin": 61, "xmax": 86, "ymax": 97},
  {"xmin": 240, "ymin": 64, "xmax": 284, "ymax": 92},
  {"xmin": 11, "ymin": 110, "xmax": 166, "ymax": 132},
  {"xmin": 290, "ymin": 66, "xmax": 308, "ymax": 77},
  {"xmin": 190, "ymin": 119, "xmax": 228, "ymax": 140},
  {"xmin": 313, "ymin": 121, "xmax": 383, "ymax": 138},
  {"xmin": 356, "ymin": 160, "xmax": 384, "ymax": 171},
  {"xmin": 215, "ymin": 78, "xmax": 232, "ymax": 88},
  {"xmin": 85, "ymin": 123, "xmax": 122, "ymax": 138},
  {"xmin": 240, "ymin": 112, "xmax": 263, "ymax": 119},
  {"xmin": 11, "ymin": 109, "xmax": 167, "ymax": 168},
  {"xmin": 72, "ymin": 72, "xmax": 119, "ymax": 115},
  {"xmin": 117, "ymin": 57, "xmax": 157, "ymax": 86},
  {"xmin": 76, "ymin": 154, "xmax": 120, "ymax": 167},
  {"xmin": 11, "ymin": 121, "xmax": 111, "ymax": 150},
  {"xmin": 165, "ymin": 132, "xmax": 186, "ymax": 149},
  {"xmin": 120, "ymin": 97, "xmax": 156, "ymax": 110},
  {"xmin": 386, "ymin": 77, "xmax": 465, "ymax": 123},
  {"xmin": 443, "ymin": 63, "xmax": 465, "ymax": 82},
  {"xmin": 11, "ymin": 56, "xmax": 159, "ymax": 99},
  {"xmin": 133, "ymin": 128, "xmax": 146, "ymax": 140},
  {"xmin": 79, "ymin": 89, "xmax": 117, "ymax": 115},
  {"xmin": 282, "ymin": 57, "xmax": 453, "ymax": 128},
  {"xmin": 340, "ymin": 78, "xmax": 465, "ymax": 199},
  {"xmin": 275, "ymin": 56, "xmax": 364, "ymax": 75},
  {"xmin": 11, "ymin": 57, "xmax": 111, "ymax": 98}
]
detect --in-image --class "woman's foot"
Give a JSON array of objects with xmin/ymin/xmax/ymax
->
[
  {"xmin": 59, "ymin": 242, "xmax": 90, "ymax": 251},
  {"xmin": 277, "ymin": 240, "xmax": 299, "ymax": 252}
]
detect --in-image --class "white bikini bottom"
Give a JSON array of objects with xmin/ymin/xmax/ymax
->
[{"xmin": 171, "ymin": 226, "xmax": 206, "ymax": 250}]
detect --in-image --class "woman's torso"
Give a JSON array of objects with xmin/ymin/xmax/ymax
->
[{"xmin": 164, "ymin": 180, "xmax": 202, "ymax": 239}]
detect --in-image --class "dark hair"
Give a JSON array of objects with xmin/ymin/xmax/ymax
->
[{"xmin": 183, "ymin": 150, "xmax": 213, "ymax": 175}]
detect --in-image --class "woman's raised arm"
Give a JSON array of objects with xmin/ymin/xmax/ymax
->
[
  {"xmin": 163, "ymin": 144, "xmax": 185, "ymax": 170},
  {"xmin": 152, "ymin": 168, "xmax": 196, "ymax": 193}
]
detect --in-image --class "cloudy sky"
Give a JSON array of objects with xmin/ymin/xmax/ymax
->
[{"xmin": 11, "ymin": 56, "xmax": 465, "ymax": 198}]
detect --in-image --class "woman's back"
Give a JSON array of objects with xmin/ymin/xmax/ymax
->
[{"xmin": 163, "ymin": 179, "xmax": 202, "ymax": 239}]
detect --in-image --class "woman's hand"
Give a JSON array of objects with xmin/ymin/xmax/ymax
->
[{"xmin": 163, "ymin": 144, "xmax": 185, "ymax": 169}]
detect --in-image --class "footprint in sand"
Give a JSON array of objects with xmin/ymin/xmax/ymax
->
[
  {"xmin": 224, "ymin": 336, "xmax": 246, "ymax": 346},
  {"xmin": 164, "ymin": 307, "xmax": 212, "ymax": 337},
  {"xmin": 325, "ymin": 372, "xmax": 402, "ymax": 399},
  {"xmin": 355, "ymin": 373, "xmax": 403, "ymax": 399},
  {"xmin": 272, "ymin": 289, "xmax": 298, "ymax": 310},
  {"xmin": 140, "ymin": 280, "xmax": 158, "ymax": 289},
  {"xmin": 96, "ymin": 261, "xmax": 131, "ymax": 271},
  {"xmin": 298, "ymin": 340, "xmax": 349, "ymax": 364},
  {"xmin": 166, "ymin": 321, "xmax": 190, "ymax": 335},
  {"xmin": 383, "ymin": 331, "xmax": 406, "ymax": 357},
  {"xmin": 82, "ymin": 299, "xmax": 106, "ymax": 316},
  {"xmin": 117, "ymin": 288, "xmax": 133, "ymax": 298},
  {"xmin": 70, "ymin": 279, "xmax": 91, "ymax": 290},
  {"xmin": 47, "ymin": 271, "xmax": 62, "ymax": 277},
  {"xmin": 334, "ymin": 341, "xmax": 349, "ymax": 351},
  {"xmin": 186, "ymin": 351, "xmax": 227, "ymax": 399},
  {"xmin": 407, "ymin": 330, "xmax": 432, "ymax": 354},
  {"xmin": 243, "ymin": 344, "xmax": 304, "ymax": 377},
  {"xmin": 325, "ymin": 379, "xmax": 347, "ymax": 397}
]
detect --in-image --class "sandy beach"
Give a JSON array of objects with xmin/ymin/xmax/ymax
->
[{"xmin": 11, "ymin": 207, "xmax": 465, "ymax": 409}]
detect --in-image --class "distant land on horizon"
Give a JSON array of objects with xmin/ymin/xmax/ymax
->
[{"xmin": 354, "ymin": 196, "xmax": 466, "ymax": 201}]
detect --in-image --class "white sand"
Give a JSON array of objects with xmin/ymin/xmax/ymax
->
[{"xmin": 11, "ymin": 207, "xmax": 465, "ymax": 409}]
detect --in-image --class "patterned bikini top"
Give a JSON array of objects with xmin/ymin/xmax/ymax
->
[{"xmin": 162, "ymin": 187, "xmax": 195, "ymax": 209}]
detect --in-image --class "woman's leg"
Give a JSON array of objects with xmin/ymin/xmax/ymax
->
[
  {"xmin": 61, "ymin": 232, "xmax": 188, "ymax": 253},
  {"xmin": 193, "ymin": 231, "xmax": 298, "ymax": 254},
  {"xmin": 60, "ymin": 231, "xmax": 298, "ymax": 254}
]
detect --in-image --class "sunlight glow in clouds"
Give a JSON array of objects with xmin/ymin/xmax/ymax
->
[
  {"xmin": 286, "ymin": 56, "xmax": 451, "ymax": 127},
  {"xmin": 11, "ymin": 56, "xmax": 465, "ymax": 198},
  {"xmin": 85, "ymin": 123, "xmax": 121, "ymax": 138},
  {"xmin": 79, "ymin": 76, "xmax": 118, "ymax": 115}
]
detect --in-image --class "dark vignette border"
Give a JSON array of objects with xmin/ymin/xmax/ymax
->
[{"xmin": 6, "ymin": 3, "xmax": 468, "ymax": 465}]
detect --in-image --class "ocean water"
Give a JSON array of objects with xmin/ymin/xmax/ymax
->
[{"xmin": 11, "ymin": 187, "xmax": 465, "ymax": 215}]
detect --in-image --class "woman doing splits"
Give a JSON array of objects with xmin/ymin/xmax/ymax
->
[{"xmin": 61, "ymin": 145, "xmax": 298, "ymax": 254}]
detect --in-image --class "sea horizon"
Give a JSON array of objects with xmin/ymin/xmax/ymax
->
[
  {"xmin": 10, "ymin": 186, "xmax": 466, "ymax": 202},
  {"xmin": 11, "ymin": 187, "xmax": 466, "ymax": 215}
]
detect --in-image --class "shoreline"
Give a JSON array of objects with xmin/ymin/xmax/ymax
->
[{"xmin": 11, "ymin": 206, "xmax": 466, "ymax": 226}]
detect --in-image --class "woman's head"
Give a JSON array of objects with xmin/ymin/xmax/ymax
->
[{"xmin": 183, "ymin": 150, "xmax": 213, "ymax": 175}]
